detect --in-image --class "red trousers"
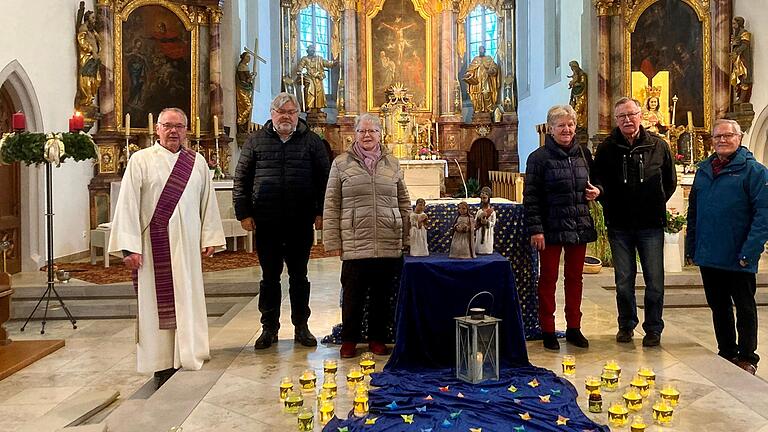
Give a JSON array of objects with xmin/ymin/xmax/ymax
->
[{"xmin": 537, "ymin": 243, "xmax": 587, "ymax": 333}]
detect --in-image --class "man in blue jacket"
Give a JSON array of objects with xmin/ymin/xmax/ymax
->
[{"xmin": 686, "ymin": 118, "xmax": 768, "ymax": 375}]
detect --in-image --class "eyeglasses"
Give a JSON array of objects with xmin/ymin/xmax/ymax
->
[
  {"xmin": 615, "ymin": 111, "xmax": 641, "ymax": 121},
  {"xmin": 272, "ymin": 109, "xmax": 299, "ymax": 116},
  {"xmin": 159, "ymin": 123, "xmax": 187, "ymax": 130},
  {"xmin": 356, "ymin": 129, "xmax": 380, "ymax": 136},
  {"xmin": 712, "ymin": 133, "xmax": 740, "ymax": 141}
]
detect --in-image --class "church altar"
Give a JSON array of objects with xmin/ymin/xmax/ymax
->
[{"xmin": 400, "ymin": 159, "xmax": 447, "ymax": 199}]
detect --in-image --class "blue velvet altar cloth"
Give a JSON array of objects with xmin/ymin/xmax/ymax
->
[
  {"xmin": 385, "ymin": 253, "xmax": 529, "ymax": 371},
  {"xmin": 323, "ymin": 367, "xmax": 609, "ymax": 432}
]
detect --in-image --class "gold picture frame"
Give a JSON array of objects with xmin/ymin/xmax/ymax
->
[
  {"xmin": 113, "ymin": 0, "xmax": 199, "ymax": 133},
  {"xmin": 366, "ymin": 0, "xmax": 433, "ymax": 113},
  {"xmin": 623, "ymin": 0, "xmax": 711, "ymax": 132}
]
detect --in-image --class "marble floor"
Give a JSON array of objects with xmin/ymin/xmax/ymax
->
[{"xmin": 3, "ymin": 258, "xmax": 768, "ymax": 431}]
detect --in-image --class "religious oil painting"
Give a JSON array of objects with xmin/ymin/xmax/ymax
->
[
  {"xmin": 121, "ymin": 5, "xmax": 191, "ymax": 128},
  {"xmin": 628, "ymin": 0, "xmax": 705, "ymax": 127},
  {"xmin": 367, "ymin": 0, "xmax": 431, "ymax": 111}
]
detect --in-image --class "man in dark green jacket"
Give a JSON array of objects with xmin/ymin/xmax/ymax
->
[{"xmin": 686, "ymin": 118, "xmax": 768, "ymax": 375}]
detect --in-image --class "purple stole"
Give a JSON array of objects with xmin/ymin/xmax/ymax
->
[{"xmin": 132, "ymin": 147, "xmax": 197, "ymax": 330}]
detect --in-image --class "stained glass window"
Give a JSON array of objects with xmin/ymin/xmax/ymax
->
[
  {"xmin": 467, "ymin": 6, "xmax": 498, "ymax": 60},
  {"xmin": 298, "ymin": 4, "xmax": 331, "ymax": 94}
]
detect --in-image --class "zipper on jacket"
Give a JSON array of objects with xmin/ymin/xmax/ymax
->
[
  {"xmin": 371, "ymin": 162, "xmax": 378, "ymax": 257},
  {"xmin": 622, "ymin": 154, "xmax": 628, "ymax": 183},
  {"xmin": 639, "ymin": 153, "xmax": 645, "ymax": 183}
]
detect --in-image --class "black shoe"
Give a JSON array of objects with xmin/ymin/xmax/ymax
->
[
  {"xmin": 153, "ymin": 367, "xmax": 178, "ymax": 389},
  {"xmin": 565, "ymin": 328, "xmax": 589, "ymax": 348},
  {"xmin": 616, "ymin": 328, "xmax": 634, "ymax": 343},
  {"xmin": 254, "ymin": 328, "xmax": 278, "ymax": 349},
  {"xmin": 542, "ymin": 332, "xmax": 560, "ymax": 350},
  {"xmin": 642, "ymin": 332, "xmax": 661, "ymax": 347},
  {"xmin": 294, "ymin": 325, "xmax": 318, "ymax": 347}
]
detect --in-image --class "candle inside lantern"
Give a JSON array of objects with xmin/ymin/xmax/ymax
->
[
  {"xmin": 561, "ymin": 354, "xmax": 576, "ymax": 376},
  {"xmin": 323, "ymin": 358, "xmax": 337, "ymax": 375},
  {"xmin": 148, "ymin": 113, "xmax": 154, "ymax": 137},
  {"xmin": 298, "ymin": 369, "xmax": 316, "ymax": 391},
  {"xmin": 475, "ymin": 351, "xmax": 484, "ymax": 382},
  {"xmin": 195, "ymin": 116, "xmax": 200, "ymax": 139},
  {"xmin": 12, "ymin": 112, "xmax": 25, "ymax": 130},
  {"xmin": 637, "ymin": 367, "xmax": 656, "ymax": 386},
  {"xmin": 283, "ymin": 390, "xmax": 303, "ymax": 414},
  {"xmin": 585, "ymin": 376, "xmax": 601, "ymax": 393},
  {"xmin": 213, "ymin": 115, "xmax": 219, "ymax": 136},
  {"xmin": 608, "ymin": 402, "xmax": 629, "ymax": 427},
  {"xmin": 630, "ymin": 415, "xmax": 647, "ymax": 432},
  {"xmin": 279, "ymin": 376, "xmax": 293, "ymax": 401},
  {"xmin": 359, "ymin": 352, "xmax": 375, "ymax": 375},
  {"xmin": 297, "ymin": 407, "xmax": 314, "ymax": 431},
  {"xmin": 652, "ymin": 399, "xmax": 674, "ymax": 425},
  {"xmin": 659, "ymin": 385, "xmax": 680, "ymax": 407},
  {"xmin": 623, "ymin": 388, "xmax": 643, "ymax": 411},
  {"xmin": 125, "ymin": 113, "xmax": 131, "ymax": 136}
]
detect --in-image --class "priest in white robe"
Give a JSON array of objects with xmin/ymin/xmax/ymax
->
[{"xmin": 108, "ymin": 107, "xmax": 225, "ymax": 381}]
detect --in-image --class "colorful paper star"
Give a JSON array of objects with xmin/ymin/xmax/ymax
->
[
  {"xmin": 556, "ymin": 415, "xmax": 569, "ymax": 426},
  {"xmin": 507, "ymin": 385, "xmax": 518, "ymax": 393},
  {"xmin": 449, "ymin": 410, "xmax": 463, "ymax": 419},
  {"xmin": 457, "ymin": 392, "xmax": 465, "ymax": 398},
  {"xmin": 519, "ymin": 412, "xmax": 532, "ymax": 421},
  {"xmin": 528, "ymin": 378, "xmax": 540, "ymax": 388},
  {"xmin": 480, "ymin": 388, "xmax": 490, "ymax": 393},
  {"xmin": 513, "ymin": 398, "xmax": 522, "ymax": 404},
  {"xmin": 416, "ymin": 405, "xmax": 427, "ymax": 413},
  {"xmin": 337, "ymin": 428, "xmax": 349, "ymax": 432},
  {"xmin": 442, "ymin": 419, "xmax": 453, "ymax": 427},
  {"xmin": 401, "ymin": 414, "xmax": 414, "ymax": 424},
  {"xmin": 513, "ymin": 426, "xmax": 526, "ymax": 432},
  {"xmin": 424, "ymin": 395, "xmax": 434, "ymax": 400},
  {"xmin": 420, "ymin": 429, "xmax": 433, "ymax": 432},
  {"xmin": 539, "ymin": 394, "xmax": 551, "ymax": 403},
  {"xmin": 550, "ymin": 389, "xmax": 562, "ymax": 396},
  {"xmin": 470, "ymin": 428, "xmax": 482, "ymax": 432},
  {"xmin": 439, "ymin": 385, "xmax": 450, "ymax": 392},
  {"xmin": 386, "ymin": 401, "xmax": 399, "ymax": 410}
]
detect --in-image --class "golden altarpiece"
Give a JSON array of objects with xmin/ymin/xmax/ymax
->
[
  {"xmin": 278, "ymin": 0, "xmax": 519, "ymax": 194},
  {"xmin": 87, "ymin": 0, "xmax": 229, "ymax": 229}
]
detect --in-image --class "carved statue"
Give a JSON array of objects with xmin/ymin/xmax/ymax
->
[
  {"xmin": 74, "ymin": 2, "xmax": 102, "ymax": 122},
  {"xmin": 296, "ymin": 44, "xmax": 337, "ymax": 111},
  {"xmin": 462, "ymin": 46, "xmax": 499, "ymax": 113},
  {"xmin": 236, "ymin": 51, "xmax": 256, "ymax": 133},
  {"xmin": 730, "ymin": 16, "xmax": 753, "ymax": 104},
  {"xmin": 567, "ymin": 61, "xmax": 588, "ymax": 129},
  {"xmin": 641, "ymin": 87, "xmax": 666, "ymax": 135}
]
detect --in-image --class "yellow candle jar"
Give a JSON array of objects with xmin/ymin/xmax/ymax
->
[
  {"xmin": 561, "ymin": 354, "xmax": 576, "ymax": 376},
  {"xmin": 353, "ymin": 386, "xmax": 369, "ymax": 417},
  {"xmin": 318, "ymin": 399, "xmax": 335, "ymax": 425},
  {"xmin": 659, "ymin": 385, "xmax": 680, "ymax": 407},
  {"xmin": 607, "ymin": 402, "xmax": 629, "ymax": 427},
  {"xmin": 629, "ymin": 376, "xmax": 650, "ymax": 397},
  {"xmin": 585, "ymin": 376, "xmax": 601, "ymax": 393},
  {"xmin": 297, "ymin": 407, "xmax": 314, "ymax": 431},
  {"xmin": 322, "ymin": 375, "xmax": 338, "ymax": 398},
  {"xmin": 323, "ymin": 358, "xmax": 338, "ymax": 375},
  {"xmin": 298, "ymin": 369, "xmax": 317, "ymax": 392},
  {"xmin": 603, "ymin": 360, "xmax": 622, "ymax": 378},
  {"xmin": 360, "ymin": 352, "xmax": 376, "ymax": 375},
  {"xmin": 623, "ymin": 389, "xmax": 643, "ymax": 411},
  {"xmin": 601, "ymin": 369, "xmax": 619, "ymax": 392},
  {"xmin": 630, "ymin": 415, "xmax": 647, "ymax": 432},
  {"xmin": 284, "ymin": 390, "xmax": 304, "ymax": 414},
  {"xmin": 652, "ymin": 399, "xmax": 674, "ymax": 425},
  {"xmin": 346, "ymin": 367, "xmax": 364, "ymax": 386},
  {"xmin": 279, "ymin": 376, "xmax": 294, "ymax": 401},
  {"xmin": 637, "ymin": 367, "xmax": 656, "ymax": 386}
]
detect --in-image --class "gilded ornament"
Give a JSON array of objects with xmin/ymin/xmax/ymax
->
[
  {"xmin": 476, "ymin": 124, "xmax": 490, "ymax": 137},
  {"xmin": 75, "ymin": 3, "xmax": 102, "ymax": 128}
]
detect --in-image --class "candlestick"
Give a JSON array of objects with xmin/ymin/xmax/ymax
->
[
  {"xmin": 435, "ymin": 120, "xmax": 439, "ymax": 153},
  {"xmin": 213, "ymin": 115, "xmax": 219, "ymax": 136},
  {"xmin": 125, "ymin": 113, "xmax": 131, "ymax": 136},
  {"xmin": 148, "ymin": 113, "xmax": 154, "ymax": 138},
  {"xmin": 11, "ymin": 112, "xmax": 25, "ymax": 130}
]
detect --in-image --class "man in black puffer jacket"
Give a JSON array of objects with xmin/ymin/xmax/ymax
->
[
  {"xmin": 233, "ymin": 92, "xmax": 330, "ymax": 350},
  {"xmin": 592, "ymin": 97, "xmax": 676, "ymax": 348}
]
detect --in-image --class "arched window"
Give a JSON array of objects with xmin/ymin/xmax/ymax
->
[
  {"xmin": 467, "ymin": 5, "xmax": 498, "ymax": 60},
  {"xmin": 298, "ymin": 4, "xmax": 331, "ymax": 94}
]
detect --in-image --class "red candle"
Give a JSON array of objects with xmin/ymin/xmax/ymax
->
[
  {"xmin": 12, "ymin": 112, "xmax": 25, "ymax": 130},
  {"xmin": 69, "ymin": 117, "xmax": 76, "ymax": 132},
  {"xmin": 74, "ymin": 112, "xmax": 84, "ymax": 130}
]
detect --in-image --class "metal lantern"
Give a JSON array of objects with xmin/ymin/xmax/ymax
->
[{"xmin": 455, "ymin": 291, "xmax": 500, "ymax": 384}]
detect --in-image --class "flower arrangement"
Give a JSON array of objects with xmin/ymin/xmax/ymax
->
[
  {"xmin": 675, "ymin": 154, "xmax": 685, "ymax": 164},
  {"xmin": 207, "ymin": 155, "xmax": 224, "ymax": 179},
  {"xmin": 418, "ymin": 147, "xmax": 431, "ymax": 156},
  {"xmin": 664, "ymin": 210, "xmax": 686, "ymax": 234},
  {"xmin": 0, "ymin": 131, "xmax": 97, "ymax": 165}
]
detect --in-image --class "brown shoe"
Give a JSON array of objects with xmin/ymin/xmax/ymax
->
[
  {"xmin": 369, "ymin": 341, "xmax": 390, "ymax": 356},
  {"xmin": 340, "ymin": 342, "xmax": 357, "ymax": 358},
  {"xmin": 736, "ymin": 360, "xmax": 758, "ymax": 375}
]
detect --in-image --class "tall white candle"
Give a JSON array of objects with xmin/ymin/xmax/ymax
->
[
  {"xmin": 124, "ymin": 113, "xmax": 130, "ymax": 136},
  {"xmin": 213, "ymin": 115, "xmax": 219, "ymax": 136},
  {"xmin": 435, "ymin": 121, "xmax": 440, "ymax": 152},
  {"xmin": 148, "ymin": 113, "xmax": 154, "ymax": 137},
  {"xmin": 195, "ymin": 116, "xmax": 200, "ymax": 139}
]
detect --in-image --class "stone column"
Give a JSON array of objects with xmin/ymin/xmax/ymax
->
[
  {"xmin": 594, "ymin": 1, "xmax": 618, "ymax": 134},
  {"xmin": 97, "ymin": 0, "xmax": 115, "ymax": 130},
  {"xmin": 208, "ymin": 6, "xmax": 223, "ymax": 120},
  {"xmin": 342, "ymin": 0, "xmax": 358, "ymax": 116},
  {"xmin": 711, "ymin": 0, "xmax": 732, "ymax": 120}
]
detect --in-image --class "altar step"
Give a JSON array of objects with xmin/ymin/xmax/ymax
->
[{"xmin": 8, "ymin": 282, "xmax": 257, "ymax": 321}]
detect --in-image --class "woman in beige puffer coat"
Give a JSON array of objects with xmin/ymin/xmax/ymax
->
[{"xmin": 323, "ymin": 113, "xmax": 411, "ymax": 358}]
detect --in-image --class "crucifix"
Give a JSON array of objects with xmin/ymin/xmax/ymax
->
[{"xmin": 244, "ymin": 37, "xmax": 267, "ymax": 85}]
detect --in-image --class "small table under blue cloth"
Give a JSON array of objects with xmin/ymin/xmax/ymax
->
[{"xmin": 386, "ymin": 253, "xmax": 529, "ymax": 371}]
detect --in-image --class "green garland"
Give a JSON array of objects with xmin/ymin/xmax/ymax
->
[{"xmin": 0, "ymin": 131, "xmax": 97, "ymax": 165}]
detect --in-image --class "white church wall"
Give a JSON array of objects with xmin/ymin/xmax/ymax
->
[
  {"xmin": 0, "ymin": 0, "xmax": 94, "ymax": 268},
  {"xmin": 516, "ymin": 0, "xmax": 589, "ymax": 172}
]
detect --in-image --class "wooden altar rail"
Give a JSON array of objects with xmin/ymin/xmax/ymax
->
[{"xmin": 489, "ymin": 171, "xmax": 525, "ymax": 202}]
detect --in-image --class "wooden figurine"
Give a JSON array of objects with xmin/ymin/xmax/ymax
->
[
  {"xmin": 409, "ymin": 198, "xmax": 429, "ymax": 256},
  {"xmin": 449, "ymin": 201, "xmax": 476, "ymax": 259}
]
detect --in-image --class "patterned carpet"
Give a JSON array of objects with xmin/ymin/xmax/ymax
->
[{"xmin": 45, "ymin": 245, "xmax": 339, "ymax": 285}]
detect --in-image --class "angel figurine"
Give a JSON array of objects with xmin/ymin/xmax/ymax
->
[
  {"xmin": 409, "ymin": 198, "xmax": 429, "ymax": 256},
  {"xmin": 474, "ymin": 187, "xmax": 496, "ymax": 254},
  {"xmin": 449, "ymin": 201, "xmax": 476, "ymax": 259}
]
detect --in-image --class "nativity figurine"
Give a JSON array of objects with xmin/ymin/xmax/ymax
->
[{"xmin": 449, "ymin": 201, "xmax": 476, "ymax": 259}]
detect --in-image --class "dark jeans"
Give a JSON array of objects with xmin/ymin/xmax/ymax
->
[
  {"xmin": 254, "ymin": 220, "xmax": 314, "ymax": 331},
  {"xmin": 340, "ymin": 258, "xmax": 401, "ymax": 343},
  {"xmin": 700, "ymin": 266, "xmax": 759, "ymax": 366},
  {"xmin": 608, "ymin": 227, "xmax": 665, "ymax": 335}
]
